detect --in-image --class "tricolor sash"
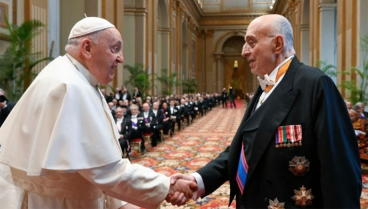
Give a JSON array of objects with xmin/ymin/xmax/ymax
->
[
  {"xmin": 132, "ymin": 121, "xmax": 138, "ymax": 130},
  {"xmin": 236, "ymin": 143, "xmax": 249, "ymax": 194}
]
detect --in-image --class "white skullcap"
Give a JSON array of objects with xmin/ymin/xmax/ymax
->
[{"xmin": 68, "ymin": 17, "xmax": 115, "ymax": 39}]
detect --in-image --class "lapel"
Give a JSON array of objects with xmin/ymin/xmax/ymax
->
[
  {"xmin": 244, "ymin": 57, "xmax": 301, "ymax": 184},
  {"xmin": 121, "ymin": 117, "xmax": 127, "ymax": 130},
  {"xmin": 228, "ymin": 86, "xmax": 263, "ymax": 188}
]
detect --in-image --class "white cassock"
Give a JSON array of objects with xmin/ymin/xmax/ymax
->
[{"xmin": 0, "ymin": 55, "xmax": 170, "ymax": 209}]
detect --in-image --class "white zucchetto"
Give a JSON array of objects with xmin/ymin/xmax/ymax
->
[{"xmin": 68, "ymin": 17, "xmax": 115, "ymax": 39}]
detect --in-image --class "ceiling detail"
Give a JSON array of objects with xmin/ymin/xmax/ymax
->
[{"xmin": 195, "ymin": 0, "xmax": 276, "ymax": 16}]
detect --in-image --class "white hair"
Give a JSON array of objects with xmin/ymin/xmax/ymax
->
[
  {"xmin": 270, "ymin": 16, "xmax": 294, "ymax": 53},
  {"xmin": 64, "ymin": 29, "xmax": 106, "ymax": 53}
]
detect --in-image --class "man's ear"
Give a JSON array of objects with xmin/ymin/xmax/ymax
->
[
  {"xmin": 81, "ymin": 38, "xmax": 93, "ymax": 59},
  {"xmin": 273, "ymin": 35, "xmax": 284, "ymax": 54}
]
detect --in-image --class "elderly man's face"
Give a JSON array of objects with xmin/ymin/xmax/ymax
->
[
  {"xmin": 89, "ymin": 28, "xmax": 124, "ymax": 85},
  {"xmin": 242, "ymin": 18, "xmax": 277, "ymax": 76},
  {"xmin": 131, "ymin": 107, "xmax": 139, "ymax": 115},
  {"xmin": 115, "ymin": 107, "xmax": 125, "ymax": 118},
  {"xmin": 349, "ymin": 111, "xmax": 358, "ymax": 122},
  {"xmin": 108, "ymin": 102, "xmax": 114, "ymax": 110},
  {"xmin": 143, "ymin": 104, "xmax": 149, "ymax": 112},
  {"xmin": 153, "ymin": 103, "xmax": 159, "ymax": 110},
  {"xmin": 346, "ymin": 102, "xmax": 352, "ymax": 109}
]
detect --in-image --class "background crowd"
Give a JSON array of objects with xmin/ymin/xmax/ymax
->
[
  {"xmin": 102, "ymin": 85, "xmax": 245, "ymax": 157},
  {"xmin": 348, "ymin": 101, "xmax": 368, "ymax": 146}
]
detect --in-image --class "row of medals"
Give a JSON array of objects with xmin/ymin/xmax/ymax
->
[{"xmin": 275, "ymin": 141, "xmax": 302, "ymax": 148}]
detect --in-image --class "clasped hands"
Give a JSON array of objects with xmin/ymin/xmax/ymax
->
[{"xmin": 165, "ymin": 174, "xmax": 198, "ymax": 206}]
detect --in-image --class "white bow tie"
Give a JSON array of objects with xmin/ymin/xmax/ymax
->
[{"xmin": 257, "ymin": 74, "xmax": 275, "ymax": 90}]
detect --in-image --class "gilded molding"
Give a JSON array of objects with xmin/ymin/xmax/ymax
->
[
  {"xmin": 199, "ymin": 19, "xmax": 252, "ymax": 26},
  {"xmin": 171, "ymin": 0, "xmax": 176, "ymax": 10}
]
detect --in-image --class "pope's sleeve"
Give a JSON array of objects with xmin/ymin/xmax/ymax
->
[
  {"xmin": 77, "ymin": 159, "xmax": 170, "ymax": 209},
  {"xmin": 313, "ymin": 75, "xmax": 362, "ymax": 207}
]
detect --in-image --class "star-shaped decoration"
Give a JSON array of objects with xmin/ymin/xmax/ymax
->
[
  {"xmin": 291, "ymin": 185, "xmax": 314, "ymax": 207},
  {"xmin": 268, "ymin": 198, "xmax": 285, "ymax": 209},
  {"xmin": 289, "ymin": 156, "xmax": 310, "ymax": 176}
]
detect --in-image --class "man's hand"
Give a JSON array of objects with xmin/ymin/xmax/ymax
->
[
  {"xmin": 165, "ymin": 176, "xmax": 197, "ymax": 206},
  {"xmin": 170, "ymin": 173, "xmax": 196, "ymax": 184}
]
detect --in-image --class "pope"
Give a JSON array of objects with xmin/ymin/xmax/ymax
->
[{"xmin": 0, "ymin": 17, "xmax": 197, "ymax": 209}]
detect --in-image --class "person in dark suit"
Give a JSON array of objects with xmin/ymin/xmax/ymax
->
[
  {"xmin": 171, "ymin": 14, "xmax": 361, "ymax": 208},
  {"xmin": 138, "ymin": 103, "xmax": 154, "ymax": 135},
  {"xmin": 108, "ymin": 102, "xmax": 116, "ymax": 120},
  {"xmin": 228, "ymin": 87, "xmax": 236, "ymax": 108},
  {"xmin": 151, "ymin": 102, "xmax": 163, "ymax": 147},
  {"xmin": 175, "ymin": 100, "xmax": 183, "ymax": 131},
  {"xmin": 100, "ymin": 88, "xmax": 112, "ymax": 103},
  {"xmin": 169, "ymin": 99, "xmax": 179, "ymax": 136},
  {"xmin": 114, "ymin": 106, "xmax": 130, "ymax": 158},
  {"xmin": 125, "ymin": 104, "xmax": 146, "ymax": 152},
  {"xmin": 201, "ymin": 95, "xmax": 209, "ymax": 115},
  {"xmin": 161, "ymin": 102, "xmax": 171, "ymax": 136},
  {"xmin": 0, "ymin": 90, "xmax": 15, "ymax": 128},
  {"xmin": 184, "ymin": 98, "xmax": 193, "ymax": 126},
  {"xmin": 221, "ymin": 88, "xmax": 228, "ymax": 108},
  {"xmin": 121, "ymin": 87, "xmax": 131, "ymax": 103},
  {"xmin": 132, "ymin": 87, "xmax": 141, "ymax": 101}
]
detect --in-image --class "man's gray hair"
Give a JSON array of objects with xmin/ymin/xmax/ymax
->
[
  {"xmin": 270, "ymin": 16, "xmax": 294, "ymax": 53},
  {"xmin": 130, "ymin": 104, "xmax": 138, "ymax": 110},
  {"xmin": 65, "ymin": 30, "xmax": 106, "ymax": 53},
  {"xmin": 356, "ymin": 102, "xmax": 364, "ymax": 107}
]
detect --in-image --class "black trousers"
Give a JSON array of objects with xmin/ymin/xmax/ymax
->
[
  {"xmin": 229, "ymin": 99, "xmax": 236, "ymax": 108},
  {"xmin": 163, "ymin": 121, "xmax": 170, "ymax": 134},
  {"xmin": 170, "ymin": 120, "xmax": 176, "ymax": 134},
  {"xmin": 222, "ymin": 98, "xmax": 228, "ymax": 108},
  {"xmin": 151, "ymin": 129, "xmax": 160, "ymax": 147}
]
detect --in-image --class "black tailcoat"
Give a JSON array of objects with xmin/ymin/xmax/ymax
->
[{"xmin": 197, "ymin": 57, "xmax": 361, "ymax": 208}]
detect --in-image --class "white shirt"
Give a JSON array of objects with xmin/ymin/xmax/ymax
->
[
  {"xmin": 256, "ymin": 55, "xmax": 294, "ymax": 109},
  {"xmin": 143, "ymin": 112, "xmax": 149, "ymax": 118},
  {"xmin": 115, "ymin": 93, "xmax": 120, "ymax": 100}
]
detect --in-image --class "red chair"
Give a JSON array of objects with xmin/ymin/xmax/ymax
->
[{"xmin": 143, "ymin": 132, "xmax": 152, "ymax": 145}]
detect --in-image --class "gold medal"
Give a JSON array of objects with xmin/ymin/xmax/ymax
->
[
  {"xmin": 288, "ymin": 156, "xmax": 310, "ymax": 176},
  {"xmin": 267, "ymin": 198, "xmax": 285, "ymax": 209},
  {"xmin": 291, "ymin": 185, "xmax": 314, "ymax": 207}
]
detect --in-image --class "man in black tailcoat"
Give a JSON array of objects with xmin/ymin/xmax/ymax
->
[{"xmin": 171, "ymin": 14, "xmax": 361, "ymax": 208}]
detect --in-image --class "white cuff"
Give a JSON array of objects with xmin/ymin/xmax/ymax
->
[{"xmin": 191, "ymin": 172, "xmax": 205, "ymax": 200}]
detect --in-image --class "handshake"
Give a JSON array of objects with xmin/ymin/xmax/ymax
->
[{"xmin": 165, "ymin": 173, "xmax": 198, "ymax": 206}]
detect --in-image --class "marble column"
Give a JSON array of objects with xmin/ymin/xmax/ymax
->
[
  {"xmin": 214, "ymin": 52, "xmax": 223, "ymax": 92},
  {"xmin": 319, "ymin": 2, "xmax": 337, "ymax": 82},
  {"xmin": 299, "ymin": 24, "xmax": 310, "ymax": 65}
]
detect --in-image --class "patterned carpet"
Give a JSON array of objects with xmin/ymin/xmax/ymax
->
[
  {"xmin": 362, "ymin": 174, "xmax": 368, "ymax": 208},
  {"xmin": 130, "ymin": 100, "xmax": 367, "ymax": 208}
]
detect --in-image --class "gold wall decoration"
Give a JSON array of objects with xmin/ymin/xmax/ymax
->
[
  {"xmin": 199, "ymin": 19, "xmax": 252, "ymax": 26},
  {"xmin": 0, "ymin": 2, "xmax": 8, "ymax": 27}
]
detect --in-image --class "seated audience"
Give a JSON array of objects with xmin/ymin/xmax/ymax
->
[
  {"xmin": 161, "ymin": 102, "xmax": 171, "ymax": 137},
  {"xmin": 115, "ymin": 106, "xmax": 130, "ymax": 157}
]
